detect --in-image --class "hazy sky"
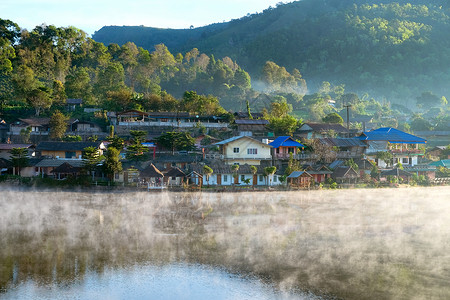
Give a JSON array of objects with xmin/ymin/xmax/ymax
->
[{"xmin": 1, "ymin": 0, "xmax": 294, "ymax": 36}]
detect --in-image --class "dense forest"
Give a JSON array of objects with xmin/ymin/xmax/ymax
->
[
  {"xmin": 0, "ymin": 0, "xmax": 449, "ymax": 136},
  {"xmin": 93, "ymin": 0, "xmax": 450, "ymax": 106}
]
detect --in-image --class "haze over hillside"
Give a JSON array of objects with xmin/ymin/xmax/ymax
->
[{"xmin": 93, "ymin": 0, "xmax": 450, "ymax": 105}]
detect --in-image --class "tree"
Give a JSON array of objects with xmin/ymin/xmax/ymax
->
[
  {"xmin": 155, "ymin": 131, "xmax": 195, "ymax": 155},
  {"xmin": 20, "ymin": 127, "xmax": 31, "ymax": 143},
  {"xmin": 82, "ymin": 146, "xmax": 103, "ymax": 180},
  {"xmin": 416, "ymin": 91, "xmax": 441, "ymax": 108},
  {"xmin": 285, "ymin": 152, "xmax": 301, "ymax": 175},
  {"xmin": 107, "ymin": 135, "xmax": 124, "ymax": 151},
  {"xmin": 267, "ymin": 115, "xmax": 300, "ymax": 136},
  {"xmin": 125, "ymin": 130, "xmax": 148, "ymax": 162},
  {"xmin": 203, "ymin": 165, "xmax": 213, "ymax": 187},
  {"xmin": 10, "ymin": 147, "xmax": 29, "ymax": 176},
  {"xmin": 27, "ymin": 87, "xmax": 53, "ymax": 116},
  {"xmin": 344, "ymin": 159, "xmax": 359, "ymax": 172},
  {"xmin": 231, "ymin": 164, "xmax": 239, "ymax": 185},
  {"xmin": 322, "ymin": 112, "xmax": 344, "ymax": 124},
  {"xmin": 264, "ymin": 166, "xmax": 277, "ymax": 186},
  {"xmin": 376, "ymin": 151, "xmax": 393, "ymax": 167},
  {"xmin": 49, "ymin": 110, "xmax": 68, "ymax": 140},
  {"xmin": 103, "ymin": 147, "xmax": 122, "ymax": 181}
]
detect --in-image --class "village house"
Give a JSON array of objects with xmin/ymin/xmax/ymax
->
[
  {"xmin": 35, "ymin": 141, "xmax": 106, "ymax": 159},
  {"xmin": 358, "ymin": 127, "xmax": 426, "ymax": 167},
  {"xmin": 9, "ymin": 118, "xmax": 50, "ymax": 142},
  {"xmin": 164, "ymin": 167, "xmax": 186, "ymax": 186},
  {"xmin": 427, "ymin": 146, "xmax": 450, "ymax": 160},
  {"xmin": 269, "ymin": 136, "xmax": 305, "ymax": 160},
  {"xmin": 331, "ymin": 166, "xmax": 359, "ymax": 183},
  {"xmin": 69, "ymin": 120, "xmax": 104, "ymax": 136},
  {"xmin": 66, "ymin": 98, "xmax": 83, "ymax": 111},
  {"xmin": 297, "ymin": 123, "xmax": 350, "ymax": 139},
  {"xmin": 233, "ymin": 119, "xmax": 269, "ymax": 136},
  {"xmin": 190, "ymin": 162, "xmax": 283, "ymax": 186},
  {"xmin": 0, "ymin": 144, "xmax": 34, "ymax": 160},
  {"xmin": 317, "ymin": 137, "xmax": 367, "ymax": 159},
  {"xmin": 303, "ymin": 165, "xmax": 333, "ymax": 184},
  {"xmin": 20, "ymin": 158, "xmax": 84, "ymax": 177},
  {"xmin": 110, "ymin": 110, "xmax": 228, "ymax": 135},
  {"xmin": 287, "ymin": 171, "xmax": 313, "ymax": 189},
  {"xmin": 380, "ymin": 168, "xmax": 413, "ymax": 183},
  {"xmin": 404, "ymin": 165, "xmax": 437, "ymax": 181},
  {"xmin": 211, "ymin": 135, "xmax": 272, "ymax": 166}
]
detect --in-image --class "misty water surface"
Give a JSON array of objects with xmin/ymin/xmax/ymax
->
[{"xmin": 1, "ymin": 187, "xmax": 450, "ymax": 299}]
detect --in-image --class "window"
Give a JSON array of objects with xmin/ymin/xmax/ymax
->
[
  {"xmin": 274, "ymin": 176, "xmax": 278, "ymax": 182},
  {"xmin": 233, "ymin": 147, "xmax": 239, "ymax": 153},
  {"xmin": 402, "ymin": 158, "xmax": 409, "ymax": 164},
  {"xmin": 247, "ymin": 148, "xmax": 257, "ymax": 155},
  {"xmin": 223, "ymin": 175, "xmax": 228, "ymax": 182},
  {"xmin": 172, "ymin": 177, "xmax": 176, "ymax": 180},
  {"xmin": 65, "ymin": 151, "xmax": 76, "ymax": 159},
  {"xmin": 241, "ymin": 175, "xmax": 245, "ymax": 181},
  {"xmin": 259, "ymin": 175, "xmax": 264, "ymax": 181},
  {"xmin": 115, "ymin": 173, "xmax": 119, "ymax": 179}
]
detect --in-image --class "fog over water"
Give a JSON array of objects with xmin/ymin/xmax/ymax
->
[{"xmin": 1, "ymin": 187, "xmax": 450, "ymax": 299}]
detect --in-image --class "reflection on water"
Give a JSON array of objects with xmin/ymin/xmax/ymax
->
[
  {"xmin": 1, "ymin": 187, "xmax": 450, "ymax": 299},
  {"xmin": 3, "ymin": 263, "xmax": 304, "ymax": 300}
]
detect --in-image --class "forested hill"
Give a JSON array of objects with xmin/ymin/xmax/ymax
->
[{"xmin": 93, "ymin": 0, "xmax": 450, "ymax": 104}]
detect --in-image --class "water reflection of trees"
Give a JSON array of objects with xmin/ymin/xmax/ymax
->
[{"xmin": 1, "ymin": 188, "xmax": 450, "ymax": 299}]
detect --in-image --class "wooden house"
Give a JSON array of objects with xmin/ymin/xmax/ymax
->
[
  {"xmin": 35, "ymin": 141, "xmax": 106, "ymax": 159},
  {"xmin": 303, "ymin": 165, "xmax": 333, "ymax": 183},
  {"xmin": 380, "ymin": 168, "xmax": 413, "ymax": 182},
  {"xmin": 297, "ymin": 123, "xmax": 350, "ymax": 139},
  {"xmin": 51, "ymin": 162, "xmax": 80, "ymax": 180},
  {"xmin": 331, "ymin": 166, "xmax": 359, "ymax": 183},
  {"xmin": 164, "ymin": 167, "xmax": 186, "ymax": 186},
  {"xmin": 139, "ymin": 163, "xmax": 164, "ymax": 187},
  {"xmin": 287, "ymin": 171, "xmax": 313, "ymax": 189}
]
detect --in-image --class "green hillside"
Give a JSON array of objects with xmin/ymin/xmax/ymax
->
[{"xmin": 92, "ymin": 0, "xmax": 450, "ymax": 104}]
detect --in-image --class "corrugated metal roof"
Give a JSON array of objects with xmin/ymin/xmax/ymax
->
[
  {"xmin": 214, "ymin": 136, "xmax": 272, "ymax": 147},
  {"xmin": 35, "ymin": 159, "xmax": 84, "ymax": 168},
  {"xmin": 269, "ymin": 136, "xmax": 304, "ymax": 148},
  {"xmin": 301, "ymin": 123, "xmax": 349, "ymax": 132},
  {"xmin": 359, "ymin": 128, "xmax": 426, "ymax": 144},
  {"xmin": 429, "ymin": 160, "xmax": 450, "ymax": 167},
  {"xmin": 319, "ymin": 138, "xmax": 367, "ymax": 147},
  {"xmin": 36, "ymin": 141, "xmax": 102, "ymax": 151},
  {"xmin": 287, "ymin": 171, "xmax": 312, "ymax": 178},
  {"xmin": 234, "ymin": 119, "xmax": 269, "ymax": 125},
  {"xmin": 0, "ymin": 144, "xmax": 33, "ymax": 150}
]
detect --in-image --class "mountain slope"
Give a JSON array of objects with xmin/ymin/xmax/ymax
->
[{"xmin": 92, "ymin": 0, "xmax": 450, "ymax": 104}]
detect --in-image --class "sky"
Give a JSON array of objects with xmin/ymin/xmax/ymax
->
[{"xmin": 1, "ymin": 0, "xmax": 294, "ymax": 36}]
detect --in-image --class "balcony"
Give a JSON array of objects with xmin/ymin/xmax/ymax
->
[{"xmin": 390, "ymin": 148, "xmax": 424, "ymax": 155}]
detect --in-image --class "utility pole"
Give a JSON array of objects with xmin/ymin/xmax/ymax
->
[{"xmin": 344, "ymin": 104, "xmax": 352, "ymax": 137}]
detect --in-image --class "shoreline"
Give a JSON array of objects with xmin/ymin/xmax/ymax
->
[{"xmin": 1, "ymin": 181, "xmax": 449, "ymax": 194}]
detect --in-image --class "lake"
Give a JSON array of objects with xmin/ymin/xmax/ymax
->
[{"xmin": 1, "ymin": 187, "xmax": 450, "ymax": 299}]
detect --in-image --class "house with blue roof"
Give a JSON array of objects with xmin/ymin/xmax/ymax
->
[
  {"xmin": 359, "ymin": 127, "xmax": 426, "ymax": 167},
  {"xmin": 269, "ymin": 136, "xmax": 304, "ymax": 160}
]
